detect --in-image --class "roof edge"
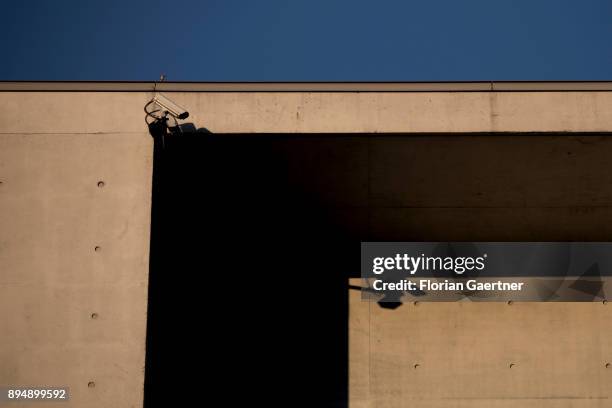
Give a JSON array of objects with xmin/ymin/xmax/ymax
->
[{"xmin": 2, "ymin": 81, "xmax": 612, "ymax": 92}]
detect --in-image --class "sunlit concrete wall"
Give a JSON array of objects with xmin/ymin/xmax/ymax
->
[
  {"xmin": 349, "ymin": 289, "xmax": 612, "ymax": 408},
  {"xmin": 0, "ymin": 92, "xmax": 154, "ymax": 407},
  {"xmin": 2, "ymin": 86, "xmax": 612, "ymax": 408},
  {"xmin": 2, "ymin": 90, "xmax": 612, "ymax": 134}
]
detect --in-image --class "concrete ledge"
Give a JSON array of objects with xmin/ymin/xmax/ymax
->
[{"xmin": 2, "ymin": 90, "xmax": 612, "ymax": 134}]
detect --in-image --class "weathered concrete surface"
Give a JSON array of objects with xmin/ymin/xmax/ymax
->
[
  {"xmin": 1, "ymin": 91, "xmax": 612, "ymax": 134},
  {"xmin": 350, "ymin": 286, "xmax": 612, "ymax": 408},
  {"xmin": 0, "ymin": 132, "xmax": 152, "ymax": 407},
  {"xmin": 2, "ymin": 87, "xmax": 612, "ymax": 408}
]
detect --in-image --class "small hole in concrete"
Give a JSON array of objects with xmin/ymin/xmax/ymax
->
[
  {"xmin": 606, "ymin": 363, "xmax": 611, "ymax": 368},
  {"xmin": 509, "ymin": 363, "xmax": 516, "ymax": 368},
  {"xmin": 414, "ymin": 364, "xmax": 420, "ymax": 369},
  {"xmin": 413, "ymin": 301, "xmax": 419, "ymax": 306},
  {"xmin": 97, "ymin": 181, "xmax": 105, "ymax": 188},
  {"xmin": 603, "ymin": 300, "xmax": 608, "ymax": 305},
  {"xmin": 91, "ymin": 313, "xmax": 98, "ymax": 320},
  {"xmin": 94, "ymin": 246, "xmax": 101, "ymax": 252},
  {"xmin": 507, "ymin": 300, "xmax": 514, "ymax": 305},
  {"xmin": 87, "ymin": 382, "xmax": 95, "ymax": 388}
]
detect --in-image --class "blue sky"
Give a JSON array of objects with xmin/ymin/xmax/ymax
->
[{"xmin": 3, "ymin": 0, "xmax": 612, "ymax": 81}]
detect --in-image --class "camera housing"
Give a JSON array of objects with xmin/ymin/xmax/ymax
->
[{"xmin": 152, "ymin": 93, "xmax": 190, "ymax": 120}]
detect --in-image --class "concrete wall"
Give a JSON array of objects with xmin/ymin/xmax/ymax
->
[
  {"xmin": 2, "ymin": 86, "xmax": 612, "ymax": 407},
  {"xmin": 0, "ymin": 92, "xmax": 153, "ymax": 407},
  {"xmin": 350, "ymin": 290, "xmax": 612, "ymax": 408}
]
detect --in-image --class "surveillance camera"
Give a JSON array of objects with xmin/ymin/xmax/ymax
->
[{"xmin": 152, "ymin": 93, "xmax": 189, "ymax": 120}]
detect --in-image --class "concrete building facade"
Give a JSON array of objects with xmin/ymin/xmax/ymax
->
[{"xmin": 2, "ymin": 82, "xmax": 612, "ymax": 407}]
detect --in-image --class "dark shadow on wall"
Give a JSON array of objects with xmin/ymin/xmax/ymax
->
[{"xmin": 144, "ymin": 132, "xmax": 366, "ymax": 408}]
